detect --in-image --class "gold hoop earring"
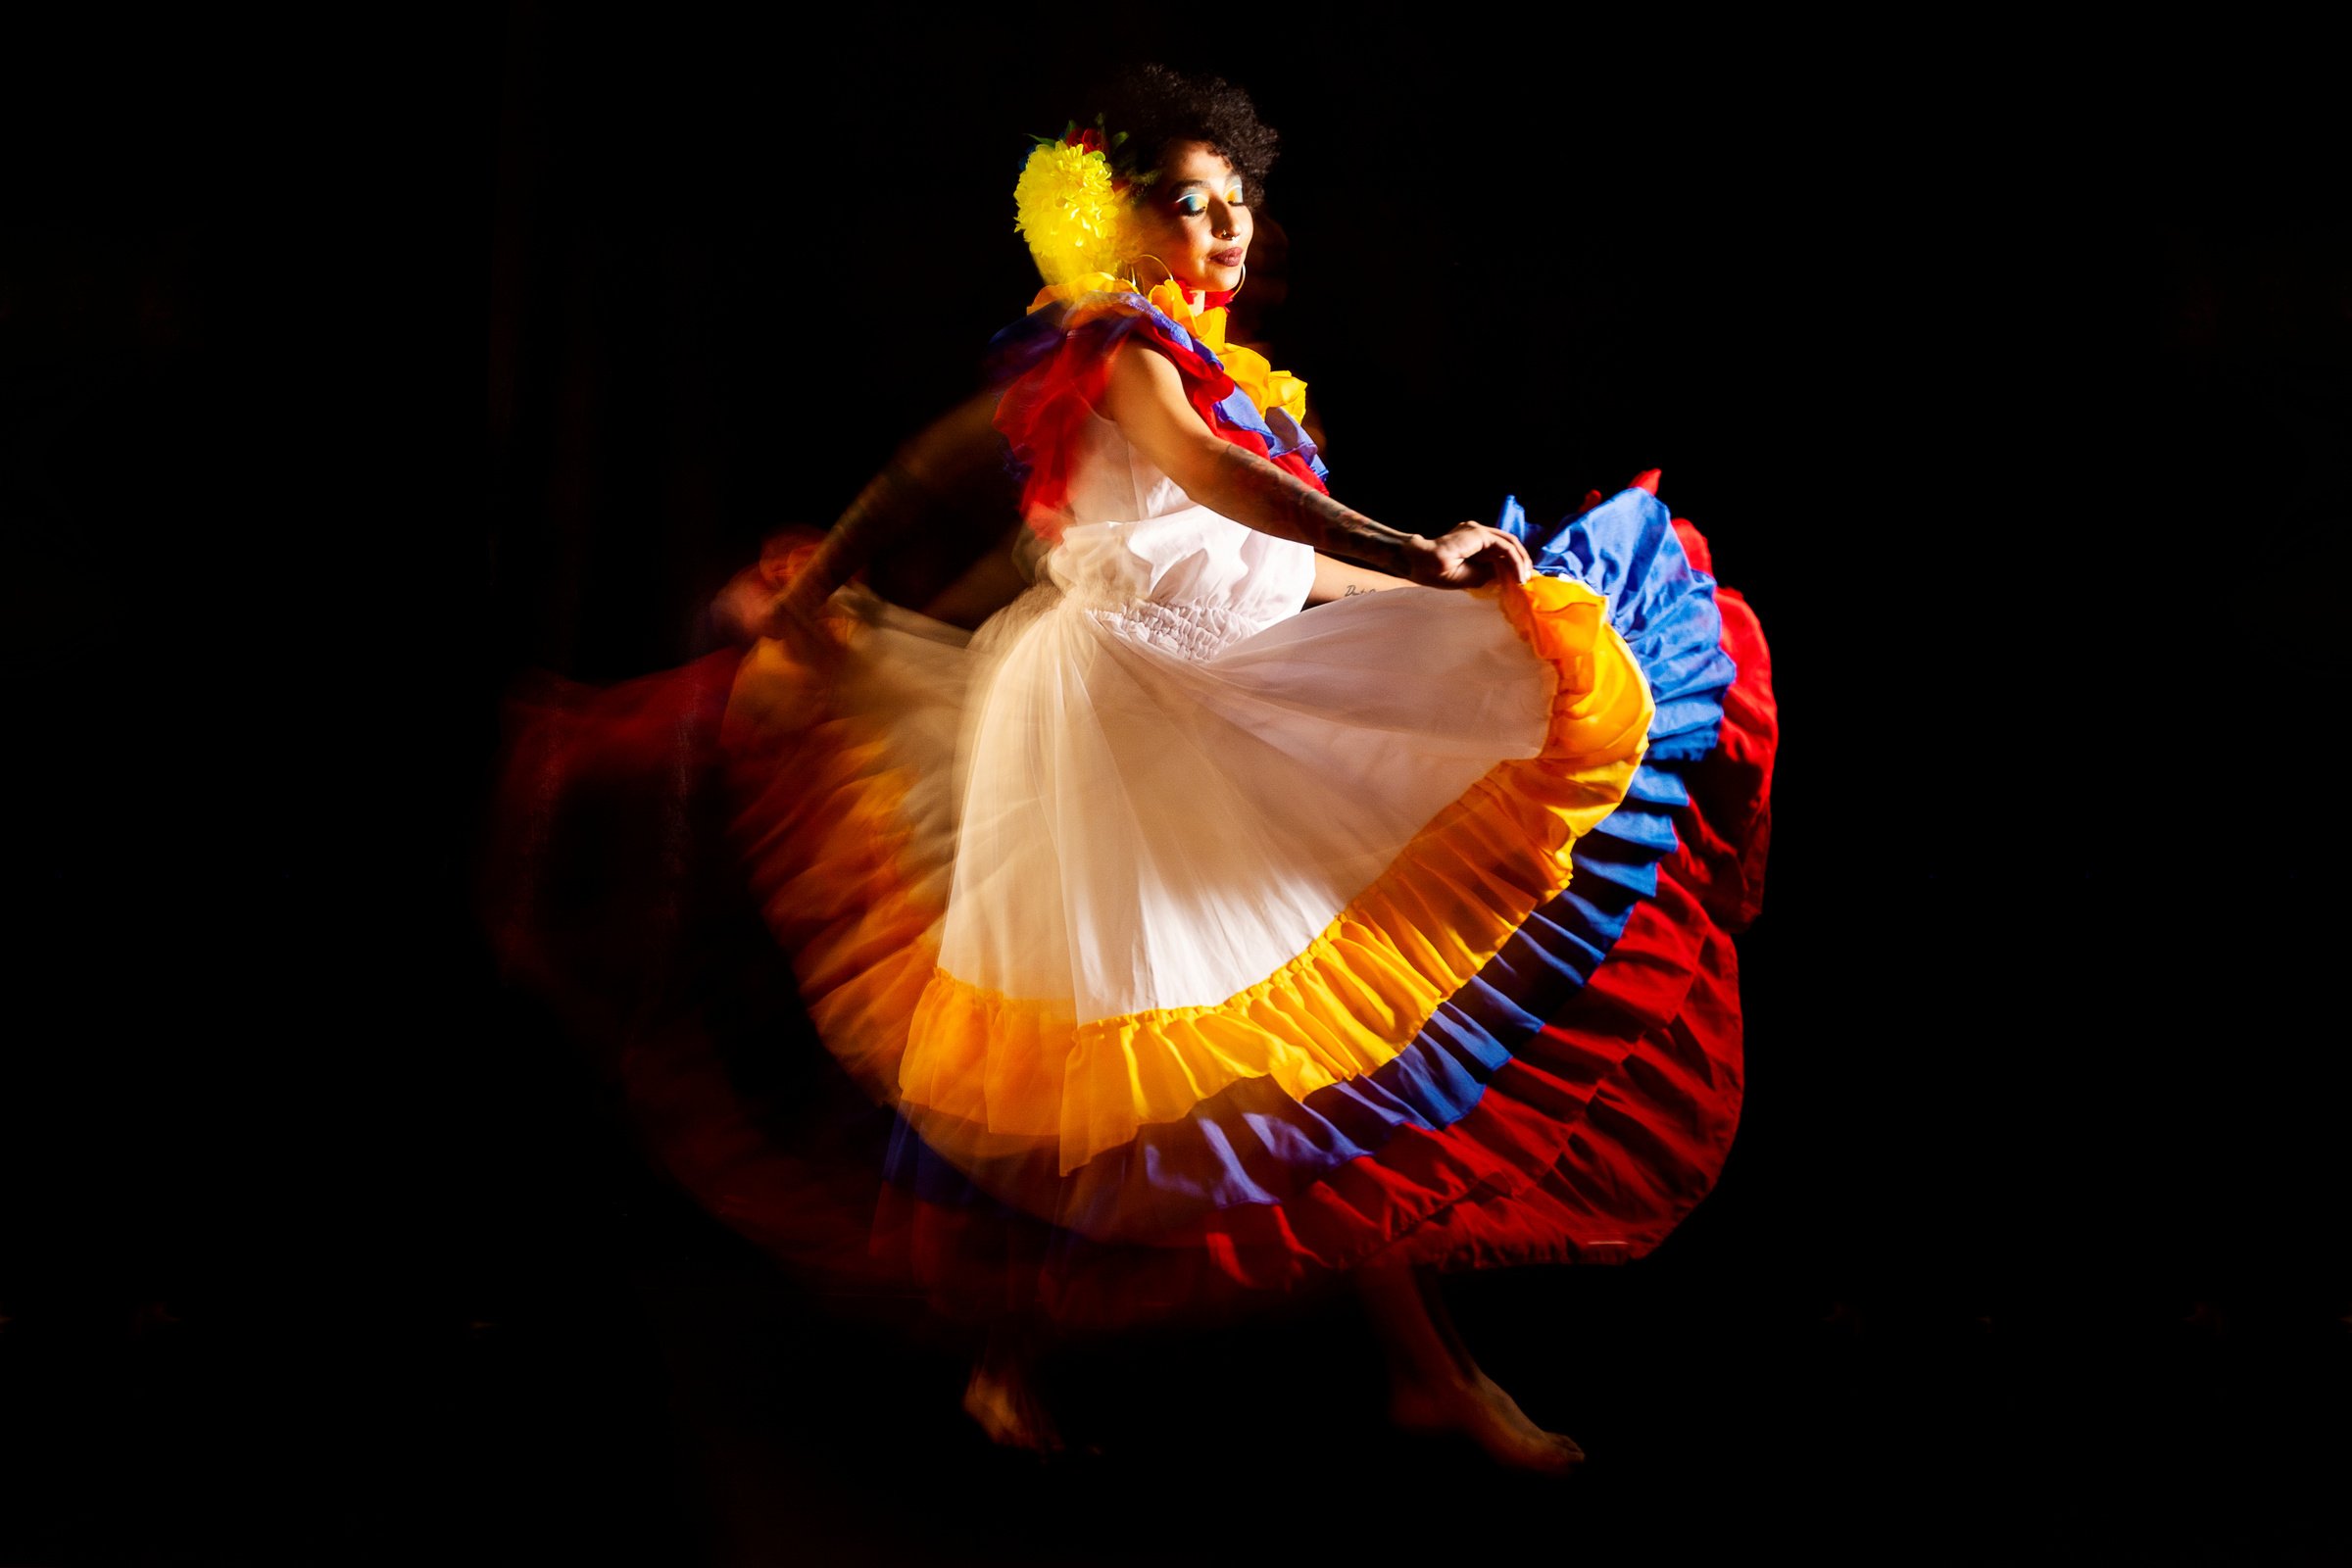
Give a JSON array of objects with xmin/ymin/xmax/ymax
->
[
  {"xmin": 1227, "ymin": 261, "xmax": 1246, "ymax": 304},
  {"xmin": 1123, "ymin": 254, "xmax": 1174, "ymax": 291}
]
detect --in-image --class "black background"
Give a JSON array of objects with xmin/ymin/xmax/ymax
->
[{"xmin": 5, "ymin": 7, "xmax": 2344, "ymax": 1563}]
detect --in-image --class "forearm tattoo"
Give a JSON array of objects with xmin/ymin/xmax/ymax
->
[{"xmin": 1204, "ymin": 444, "xmax": 1426, "ymax": 576}]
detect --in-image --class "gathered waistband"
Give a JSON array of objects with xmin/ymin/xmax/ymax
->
[{"xmin": 1069, "ymin": 594, "xmax": 1268, "ymax": 661}]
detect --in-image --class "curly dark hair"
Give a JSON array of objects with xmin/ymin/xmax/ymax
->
[{"xmin": 1094, "ymin": 64, "xmax": 1279, "ymax": 206}]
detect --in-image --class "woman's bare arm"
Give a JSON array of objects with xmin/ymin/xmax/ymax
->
[
  {"xmin": 713, "ymin": 388, "xmax": 1012, "ymax": 642},
  {"xmin": 779, "ymin": 387, "xmax": 1007, "ymax": 617},
  {"xmin": 1102, "ymin": 341, "xmax": 1531, "ymax": 588}
]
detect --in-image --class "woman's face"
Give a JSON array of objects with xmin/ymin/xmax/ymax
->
[{"xmin": 1131, "ymin": 140, "xmax": 1250, "ymax": 296}]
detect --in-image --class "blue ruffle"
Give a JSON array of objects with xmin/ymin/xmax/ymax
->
[{"xmin": 1214, "ymin": 385, "xmax": 1329, "ymax": 480}]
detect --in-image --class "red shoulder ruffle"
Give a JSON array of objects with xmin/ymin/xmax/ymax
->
[{"xmin": 994, "ymin": 300, "xmax": 1327, "ymax": 537}]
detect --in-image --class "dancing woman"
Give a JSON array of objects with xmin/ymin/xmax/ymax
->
[
  {"xmin": 707, "ymin": 64, "xmax": 1778, "ymax": 1471},
  {"xmin": 503, "ymin": 64, "xmax": 1775, "ymax": 1475}
]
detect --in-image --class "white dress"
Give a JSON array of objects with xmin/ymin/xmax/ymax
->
[
  {"xmin": 946, "ymin": 408, "xmax": 1561, "ymax": 1030},
  {"xmin": 726, "ymin": 404, "xmax": 1654, "ymax": 1240}
]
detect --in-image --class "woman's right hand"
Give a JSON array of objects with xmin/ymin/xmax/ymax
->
[{"xmin": 1404, "ymin": 522, "xmax": 1535, "ymax": 589}]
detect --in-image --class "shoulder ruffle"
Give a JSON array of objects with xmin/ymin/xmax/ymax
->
[{"xmin": 990, "ymin": 278, "xmax": 1327, "ymax": 539}]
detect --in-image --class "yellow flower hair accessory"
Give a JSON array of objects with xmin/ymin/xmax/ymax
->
[{"xmin": 1013, "ymin": 119, "xmax": 1138, "ymax": 288}]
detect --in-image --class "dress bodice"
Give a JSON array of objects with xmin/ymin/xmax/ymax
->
[{"xmin": 1043, "ymin": 411, "xmax": 1315, "ymax": 659}]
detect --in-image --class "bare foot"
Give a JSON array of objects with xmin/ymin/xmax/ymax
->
[
  {"xmin": 1389, "ymin": 1371, "xmax": 1586, "ymax": 1474},
  {"xmin": 961, "ymin": 1362, "xmax": 1066, "ymax": 1454}
]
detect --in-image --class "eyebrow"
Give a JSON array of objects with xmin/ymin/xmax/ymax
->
[{"xmin": 1167, "ymin": 177, "xmax": 1241, "ymax": 194}]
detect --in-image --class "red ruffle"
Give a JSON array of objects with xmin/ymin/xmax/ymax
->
[
  {"xmin": 1671, "ymin": 517, "xmax": 1777, "ymax": 932},
  {"xmin": 484, "ymin": 652, "xmax": 896, "ymax": 1289}
]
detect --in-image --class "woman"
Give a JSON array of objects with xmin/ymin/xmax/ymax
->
[
  {"xmin": 497, "ymin": 64, "xmax": 1773, "ymax": 1476},
  {"xmin": 704, "ymin": 66, "xmax": 1776, "ymax": 1472}
]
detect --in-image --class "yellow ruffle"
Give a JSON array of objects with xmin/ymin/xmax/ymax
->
[{"xmin": 897, "ymin": 573, "xmax": 1651, "ymax": 1174}]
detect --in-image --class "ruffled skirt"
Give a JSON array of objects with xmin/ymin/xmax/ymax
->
[{"xmin": 705, "ymin": 482, "xmax": 1775, "ymax": 1325}]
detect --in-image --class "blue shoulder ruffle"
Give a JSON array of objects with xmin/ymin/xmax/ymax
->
[{"xmin": 987, "ymin": 294, "xmax": 1330, "ymax": 484}]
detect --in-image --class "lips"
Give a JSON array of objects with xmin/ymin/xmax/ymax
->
[{"xmin": 1209, "ymin": 248, "xmax": 1245, "ymax": 267}]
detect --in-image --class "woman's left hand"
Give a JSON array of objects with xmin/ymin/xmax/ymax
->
[
  {"xmin": 711, "ymin": 563, "xmax": 789, "ymax": 645},
  {"xmin": 710, "ymin": 528, "xmax": 841, "ymax": 655},
  {"xmin": 1407, "ymin": 522, "xmax": 1535, "ymax": 589}
]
